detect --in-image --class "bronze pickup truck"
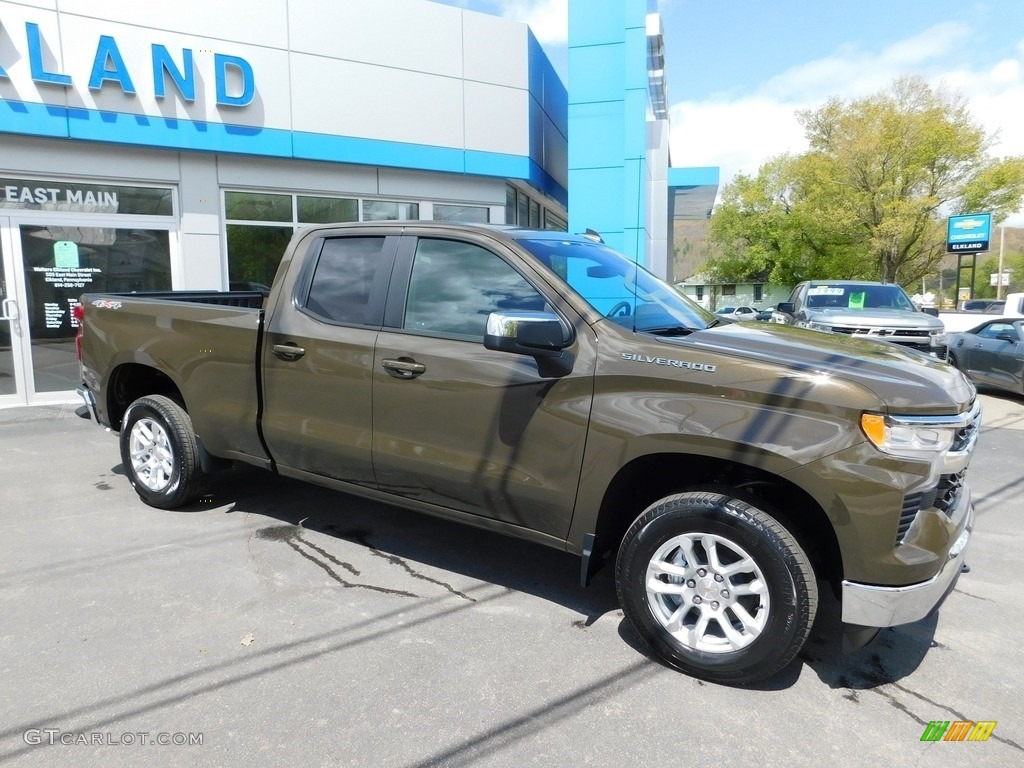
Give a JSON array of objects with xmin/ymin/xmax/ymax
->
[{"xmin": 76, "ymin": 222, "xmax": 978, "ymax": 684}]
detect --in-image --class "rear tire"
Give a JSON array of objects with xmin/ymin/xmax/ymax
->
[
  {"xmin": 615, "ymin": 491, "xmax": 817, "ymax": 685},
  {"xmin": 119, "ymin": 395, "xmax": 208, "ymax": 509}
]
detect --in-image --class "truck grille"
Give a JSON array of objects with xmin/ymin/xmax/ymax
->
[
  {"xmin": 896, "ymin": 470, "xmax": 967, "ymax": 545},
  {"xmin": 831, "ymin": 327, "xmax": 932, "ymax": 339}
]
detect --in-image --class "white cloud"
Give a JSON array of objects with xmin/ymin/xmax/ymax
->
[
  {"xmin": 495, "ymin": 0, "xmax": 568, "ymax": 45},
  {"xmin": 669, "ymin": 25, "xmax": 1024, "ymax": 224}
]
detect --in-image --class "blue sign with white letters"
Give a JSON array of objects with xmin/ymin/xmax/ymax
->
[{"xmin": 947, "ymin": 213, "xmax": 992, "ymax": 253}]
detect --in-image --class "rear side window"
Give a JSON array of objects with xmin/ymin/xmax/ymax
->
[
  {"xmin": 404, "ymin": 238, "xmax": 546, "ymax": 338},
  {"xmin": 305, "ymin": 237, "xmax": 387, "ymax": 325}
]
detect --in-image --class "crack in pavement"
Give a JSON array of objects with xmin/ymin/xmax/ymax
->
[
  {"xmin": 254, "ymin": 524, "xmax": 418, "ymax": 598},
  {"xmin": 867, "ymin": 682, "xmax": 1023, "ymax": 751},
  {"xmin": 330, "ymin": 527, "xmax": 477, "ymax": 603}
]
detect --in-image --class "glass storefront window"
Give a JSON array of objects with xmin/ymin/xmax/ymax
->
[
  {"xmin": 0, "ymin": 178, "xmax": 173, "ymax": 216},
  {"xmin": 298, "ymin": 196, "xmax": 358, "ymax": 224},
  {"xmin": 226, "ymin": 224, "xmax": 294, "ymax": 290},
  {"xmin": 433, "ymin": 204, "xmax": 489, "ymax": 223},
  {"xmin": 225, "ymin": 191, "xmax": 292, "ymax": 222},
  {"xmin": 363, "ymin": 200, "xmax": 419, "ymax": 221},
  {"xmin": 544, "ymin": 211, "xmax": 567, "ymax": 231}
]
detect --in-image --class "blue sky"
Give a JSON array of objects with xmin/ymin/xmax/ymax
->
[{"xmin": 432, "ymin": 0, "xmax": 1024, "ymax": 223}]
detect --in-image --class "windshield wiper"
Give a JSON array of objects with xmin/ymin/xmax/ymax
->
[{"xmin": 641, "ymin": 325, "xmax": 700, "ymax": 337}]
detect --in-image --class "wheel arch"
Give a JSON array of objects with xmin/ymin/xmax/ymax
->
[
  {"xmin": 106, "ymin": 363, "xmax": 187, "ymax": 431},
  {"xmin": 585, "ymin": 452, "xmax": 843, "ymax": 589}
]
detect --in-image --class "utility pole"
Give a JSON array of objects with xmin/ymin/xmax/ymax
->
[{"xmin": 997, "ymin": 225, "xmax": 1006, "ymax": 300}]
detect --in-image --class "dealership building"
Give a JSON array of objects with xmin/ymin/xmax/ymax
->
[{"xmin": 0, "ymin": 0, "xmax": 717, "ymax": 407}]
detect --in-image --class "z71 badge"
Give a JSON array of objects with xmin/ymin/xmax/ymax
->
[{"xmin": 621, "ymin": 352, "xmax": 716, "ymax": 372}]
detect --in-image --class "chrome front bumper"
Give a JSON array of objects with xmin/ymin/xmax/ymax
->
[{"xmin": 841, "ymin": 504, "xmax": 973, "ymax": 627}]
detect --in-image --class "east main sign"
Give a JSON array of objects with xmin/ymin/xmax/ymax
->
[
  {"xmin": 0, "ymin": 21, "xmax": 255, "ymax": 107},
  {"xmin": 947, "ymin": 213, "xmax": 992, "ymax": 254}
]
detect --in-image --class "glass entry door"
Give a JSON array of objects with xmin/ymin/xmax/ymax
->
[
  {"xmin": 0, "ymin": 218, "xmax": 29, "ymax": 405},
  {"xmin": 0, "ymin": 215, "xmax": 174, "ymax": 405},
  {"xmin": 18, "ymin": 222, "xmax": 173, "ymax": 400}
]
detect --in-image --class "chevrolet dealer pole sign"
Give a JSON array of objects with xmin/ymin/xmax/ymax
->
[
  {"xmin": 948, "ymin": 213, "xmax": 992, "ymax": 303},
  {"xmin": 947, "ymin": 214, "xmax": 992, "ymax": 253}
]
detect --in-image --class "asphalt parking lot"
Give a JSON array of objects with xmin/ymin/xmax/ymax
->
[{"xmin": 1, "ymin": 394, "xmax": 1022, "ymax": 768}]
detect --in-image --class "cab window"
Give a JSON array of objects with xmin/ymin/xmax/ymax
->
[{"xmin": 404, "ymin": 239, "xmax": 546, "ymax": 338}]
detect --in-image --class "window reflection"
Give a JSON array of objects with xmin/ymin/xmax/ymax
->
[
  {"xmin": 405, "ymin": 239, "xmax": 545, "ymax": 338},
  {"xmin": 19, "ymin": 226, "xmax": 172, "ymax": 392}
]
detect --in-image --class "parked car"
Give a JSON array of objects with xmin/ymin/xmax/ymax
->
[
  {"xmin": 713, "ymin": 305, "xmax": 757, "ymax": 321},
  {"xmin": 947, "ymin": 318, "xmax": 1024, "ymax": 395},
  {"xmin": 960, "ymin": 299, "xmax": 1006, "ymax": 313},
  {"xmin": 754, "ymin": 308, "xmax": 774, "ymax": 321}
]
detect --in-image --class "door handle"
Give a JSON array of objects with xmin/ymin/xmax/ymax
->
[
  {"xmin": 0, "ymin": 298, "xmax": 15, "ymax": 321},
  {"xmin": 272, "ymin": 343, "xmax": 306, "ymax": 361},
  {"xmin": 381, "ymin": 357, "xmax": 426, "ymax": 379}
]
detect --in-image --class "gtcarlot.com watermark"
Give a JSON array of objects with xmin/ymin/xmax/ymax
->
[{"xmin": 24, "ymin": 729, "xmax": 203, "ymax": 747}]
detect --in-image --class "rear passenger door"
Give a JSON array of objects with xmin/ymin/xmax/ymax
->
[
  {"xmin": 371, "ymin": 232, "xmax": 596, "ymax": 540},
  {"xmin": 261, "ymin": 231, "xmax": 398, "ymax": 486}
]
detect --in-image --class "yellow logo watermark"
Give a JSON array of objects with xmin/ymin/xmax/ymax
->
[{"xmin": 920, "ymin": 721, "xmax": 997, "ymax": 742}]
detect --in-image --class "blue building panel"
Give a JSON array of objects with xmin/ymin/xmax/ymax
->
[
  {"xmin": 623, "ymin": 88, "xmax": 648, "ymax": 161},
  {"xmin": 623, "ymin": 157, "xmax": 645, "ymax": 232},
  {"xmin": 624, "ymin": 25, "xmax": 649, "ymax": 91},
  {"xmin": 567, "ymin": 0, "xmax": 626, "ymax": 46},
  {"xmin": 528, "ymin": 34, "xmax": 568, "ymax": 137},
  {"xmin": 568, "ymin": 167, "xmax": 625, "ymax": 237},
  {"xmin": 567, "ymin": 44, "xmax": 626, "ymax": 105},
  {"xmin": 0, "ymin": 100, "xmax": 70, "ymax": 138},
  {"xmin": 668, "ymin": 166, "xmax": 720, "ymax": 187},
  {"xmin": 294, "ymin": 132, "xmax": 465, "ymax": 173},
  {"xmin": 567, "ymin": 102, "xmax": 625, "ymax": 170},
  {"xmin": 65, "ymin": 108, "xmax": 293, "ymax": 156}
]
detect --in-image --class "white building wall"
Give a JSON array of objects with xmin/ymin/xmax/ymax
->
[{"xmin": 0, "ymin": 0, "xmax": 545, "ymax": 161}]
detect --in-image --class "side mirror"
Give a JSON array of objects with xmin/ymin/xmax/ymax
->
[
  {"xmin": 484, "ymin": 311, "xmax": 568, "ymax": 358},
  {"xmin": 996, "ymin": 331, "xmax": 1019, "ymax": 343},
  {"xmin": 921, "ymin": 307, "xmax": 939, "ymax": 317},
  {"xmin": 776, "ymin": 302, "xmax": 795, "ymax": 314}
]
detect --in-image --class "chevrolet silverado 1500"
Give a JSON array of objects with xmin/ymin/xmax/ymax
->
[{"xmin": 77, "ymin": 222, "xmax": 978, "ymax": 684}]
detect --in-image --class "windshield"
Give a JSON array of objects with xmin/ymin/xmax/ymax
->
[
  {"xmin": 805, "ymin": 283, "xmax": 916, "ymax": 311},
  {"xmin": 517, "ymin": 237, "xmax": 714, "ymax": 333}
]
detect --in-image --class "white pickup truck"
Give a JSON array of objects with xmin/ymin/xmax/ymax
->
[{"xmin": 939, "ymin": 292, "xmax": 1024, "ymax": 333}]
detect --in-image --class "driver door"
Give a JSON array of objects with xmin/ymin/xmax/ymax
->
[{"xmin": 371, "ymin": 234, "xmax": 597, "ymax": 539}]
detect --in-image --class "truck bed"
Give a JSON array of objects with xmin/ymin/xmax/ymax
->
[{"xmin": 79, "ymin": 290, "xmax": 268, "ymax": 465}]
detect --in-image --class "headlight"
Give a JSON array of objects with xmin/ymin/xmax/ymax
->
[
  {"xmin": 807, "ymin": 322, "xmax": 833, "ymax": 333},
  {"xmin": 930, "ymin": 332, "xmax": 947, "ymax": 347},
  {"xmin": 861, "ymin": 412, "xmax": 957, "ymax": 458}
]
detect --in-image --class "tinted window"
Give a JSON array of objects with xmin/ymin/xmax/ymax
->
[
  {"xmin": 404, "ymin": 239, "xmax": 545, "ymax": 338},
  {"xmin": 978, "ymin": 322, "xmax": 1016, "ymax": 339},
  {"xmin": 306, "ymin": 237, "xmax": 387, "ymax": 324}
]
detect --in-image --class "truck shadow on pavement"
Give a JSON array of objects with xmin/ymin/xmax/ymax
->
[{"xmin": 163, "ymin": 462, "xmax": 937, "ymax": 692}]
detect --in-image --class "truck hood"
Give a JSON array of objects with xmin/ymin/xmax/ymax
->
[
  {"xmin": 679, "ymin": 321, "xmax": 974, "ymax": 413},
  {"xmin": 804, "ymin": 307, "xmax": 943, "ymax": 330}
]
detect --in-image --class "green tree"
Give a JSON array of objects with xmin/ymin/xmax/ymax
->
[{"xmin": 707, "ymin": 77, "xmax": 1024, "ymax": 288}]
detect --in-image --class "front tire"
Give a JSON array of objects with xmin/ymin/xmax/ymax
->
[
  {"xmin": 615, "ymin": 491, "xmax": 817, "ymax": 685},
  {"xmin": 119, "ymin": 395, "xmax": 208, "ymax": 509}
]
